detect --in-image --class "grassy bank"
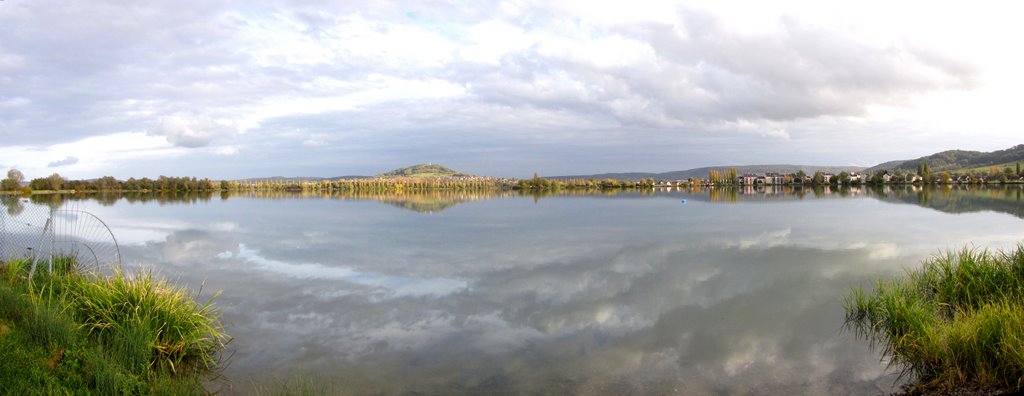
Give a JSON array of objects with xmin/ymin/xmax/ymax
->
[
  {"xmin": 845, "ymin": 245, "xmax": 1024, "ymax": 394},
  {"xmin": 0, "ymin": 257, "xmax": 228, "ymax": 395}
]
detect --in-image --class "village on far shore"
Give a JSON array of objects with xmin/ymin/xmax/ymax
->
[{"xmin": 649, "ymin": 166, "xmax": 1024, "ymax": 188}]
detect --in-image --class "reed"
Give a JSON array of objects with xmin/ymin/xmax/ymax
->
[{"xmin": 845, "ymin": 245, "xmax": 1024, "ymax": 393}]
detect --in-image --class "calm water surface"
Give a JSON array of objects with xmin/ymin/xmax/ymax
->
[{"xmin": 17, "ymin": 186, "xmax": 1024, "ymax": 394}]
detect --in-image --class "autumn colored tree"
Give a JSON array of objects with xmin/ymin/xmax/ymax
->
[{"xmin": 1, "ymin": 169, "xmax": 25, "ymax": 191}]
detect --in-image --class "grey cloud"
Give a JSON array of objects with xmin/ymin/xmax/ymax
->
[
  {"xmin": 47, "ymin": 156, "xmax": 78, "ymax": 167},
  {"xmin": 0, "ymin": 1, "xmax": 244, "ymax": 145},
  {"xmin": 462, "ymin": 8, "xmax": 977, "ymax": 129},
  {"xmin": 0, "ymin": 0, "xmax": 988, "ymax": 177}
]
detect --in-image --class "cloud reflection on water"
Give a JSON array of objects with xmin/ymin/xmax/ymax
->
[
  {"xmin": 223, "ymin": 244, "xmax": 468, "ymax": 297},
  {"xmin": 91, "ymin": 188, "xmax": 1024, "ymax": 394}
]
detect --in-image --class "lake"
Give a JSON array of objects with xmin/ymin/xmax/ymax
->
[{"xmin": 5, "ymin": 185, "xmax": 1024, "ymax": 395}]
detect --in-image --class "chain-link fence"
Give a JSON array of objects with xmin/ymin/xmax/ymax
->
[{"xmin": 0, "ymin": 196, "xmax": 52, "ymax": 262}]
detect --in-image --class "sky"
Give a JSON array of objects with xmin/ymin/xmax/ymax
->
[{"xmin": 1, "ymin": 0, "xmax": 1022, "ymax": 179}]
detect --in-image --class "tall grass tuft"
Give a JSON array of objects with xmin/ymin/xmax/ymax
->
[
  {"xmin": 69, "ymin": 267, "xmax": 229, "ymax": 375},
  {"xmin": 845, "ymin": 244, "xmax": 1024, "ymax": 393}
]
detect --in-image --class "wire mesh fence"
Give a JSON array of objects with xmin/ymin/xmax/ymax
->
[{"xmin": 0, "ymin": 196, "xmax": 121, "ymax": 274}]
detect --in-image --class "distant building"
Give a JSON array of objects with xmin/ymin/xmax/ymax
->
[{"xmin": 764, "ymin": 173, "xmax": 785, "ymax": 185}]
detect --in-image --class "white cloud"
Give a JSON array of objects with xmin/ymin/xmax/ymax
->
[
  {"xmin": 214, "ymin": 146, "xmax": 239, "ymax": 156},
  {"xmin": 0, "ymin": 132, "xmax": 183, "ymax": 179},
  {"xmin": 236, "ymin": 76, "xmax": 466, "ymax": 132},
  {"xmin": 239, "ymin": 11, "xmax": 457, "ymax": 70},
  {"xmin": 302, "ymin": 133, "xmax": 328, "ymax": 147},
  {"xmin": 460, "ymin": 20, "xmax": 536, "ymax": 65},
  {"xmin": 0, "ymin": 97, "xmax": 30, "ymax": 107},
  {"xmin": 763, "ymin": 129, "xmax": 789, "ymax": 140},
  {"xmin": 47, "ymin": 156, "xmax": 79, "ymax": 167},
  {"xmin": 0, "ymin": 53, "xmax": 25, "ymax": 69},
  {"xmin": 154, "ymin": 114, "xmax": 238, "ymax": 148}
]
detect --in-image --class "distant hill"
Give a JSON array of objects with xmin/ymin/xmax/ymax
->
[
  {"xmin": 236, "ymin": 163, "xmax": 474, "ymax": 182},
  {"xmin": 867, "ymin": 160, "xmax": 906, "ymax": 171},
  {"xmin": 237, "ymin": 175, "xmax": 368, "ymax": 182},
  {"xmin": 553, "ymin": 164, "xmax": 865, "ymax": 181},
  {"xmin": 377, "ymin": 163, "xmax": 473, "ymax": 178},
  {"xmin": 239, "ymin": 145, "xmax": 1024, "ymax": 184},
  {"xmin": 867, "ymin": 144, "xmax": 1024, "ymax": 173}
]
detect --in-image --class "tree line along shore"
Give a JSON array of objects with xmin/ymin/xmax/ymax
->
[{"xmin": 2, "ymin": 161, "xmax": 1023, "ymax": 195}]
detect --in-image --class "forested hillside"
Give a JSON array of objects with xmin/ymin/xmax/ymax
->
[{"xmin": 868, "ymin": 144, "xmax": 1024, "ymax": 172}]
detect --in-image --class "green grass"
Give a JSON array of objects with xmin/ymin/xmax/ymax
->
[
  {"xmin": 845, "ymin": 245, "xmax": 1024, "ymax": 393},
  {"xmin": 954, "ymin": 161, "xmax": 1022, "ymax": 175},
  {"xmin": 0, "ymin": 256, "xmax": 229, "ymax": 395}
]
